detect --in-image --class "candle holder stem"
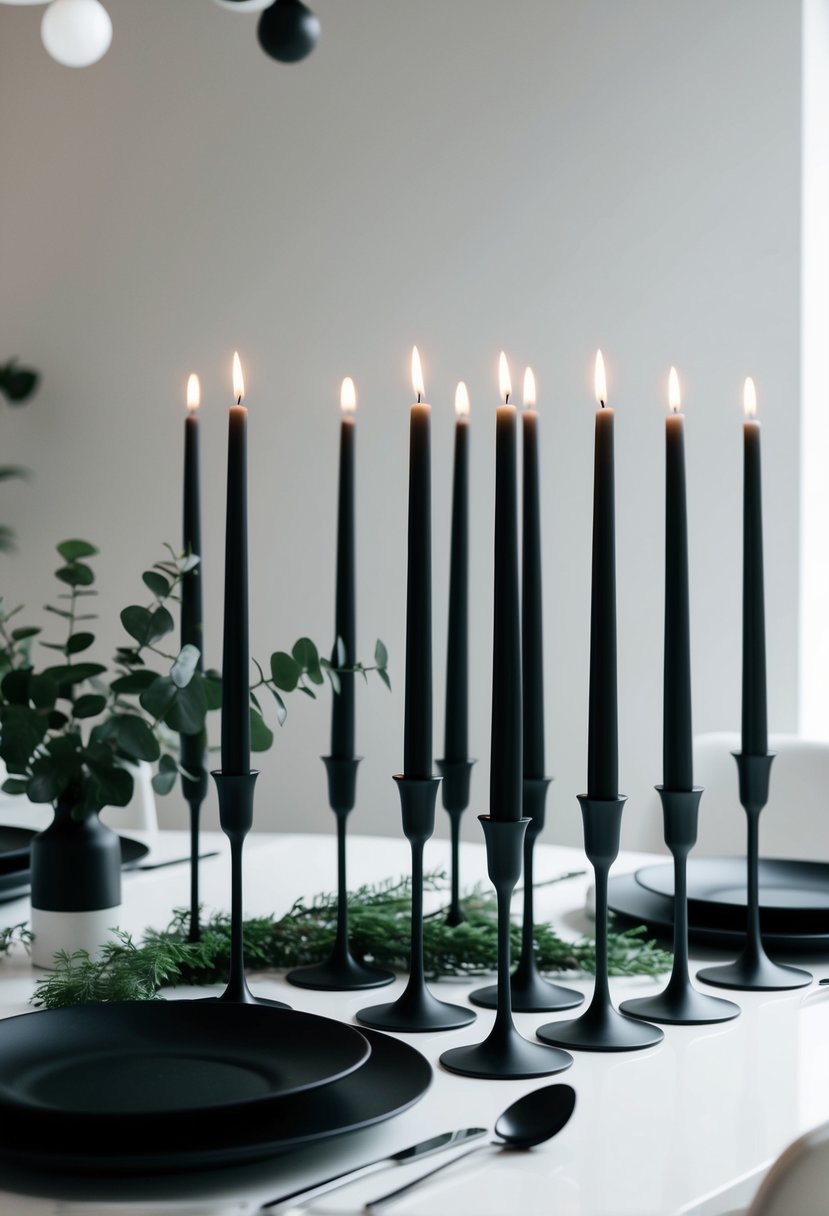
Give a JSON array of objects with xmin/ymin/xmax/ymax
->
[
  {"xmin": 697, "ymin": 755, "xmax": 812, "ymax": 991},
  {"xmin": 470, "ymin": 779, "xmax": 584, "ymax": 1013},
  {"xmin": 621, "ymin": 788, "xmax": 740, "ymax": 1024},
  {"xmin": 185, "ymin": 797, "xmax": 203, "ymax": 944},
  {"xmin": 211, "ymin": 770, "xmax": 289, "ymax": 1009},
  {"xmin": 287, "ymin": 758, "xmax": 393, "ymax": 991},
  {"xmin": 357, "ymin": 776, "xmax": 476, "ymax": 1032},
  {"xmin": 537, "ymin": 796, "xmax": 663, "ymax": 1052},
  {"xmin": 441, "ymin": 817, "xmax": 573, "ymax": 1078},
  {"xmin": 436, "ymin": 759, "xmax": 475, "ymax": 927}
]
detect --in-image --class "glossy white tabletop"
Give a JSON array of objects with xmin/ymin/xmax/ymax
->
[{"xmin": 0, "ymin": 828, "xmax": 826, "ymax": 1216}]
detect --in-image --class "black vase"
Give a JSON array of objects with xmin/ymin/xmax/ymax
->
[{"xmin": 30, "ymin": 801, "xmax": 122, "ymax": 969}]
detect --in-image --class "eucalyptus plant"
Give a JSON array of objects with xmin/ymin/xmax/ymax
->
[
  {"xmin": 0, "ymin": 357, "xmax": 39, "ymax": 554},
  {"xmin": 0, "ymin": 539, "xmax": 390, "ymax": 816}
]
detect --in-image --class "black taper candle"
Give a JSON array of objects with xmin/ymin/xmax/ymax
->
[
  {"xmin": 491, "ymin": 354, "xmax": 522, "ymax": 822},
  {"xmin": 586, "ymin": 351, "xmax": 618, "ymax": 801},
  {"xmin": 403, "ymin": 348, "xmax": 433, "ymax": 779},
  {"xmin": 221, "ymin": 353, "xmax": 251, "ymax": 776},
  {"xmin": 521, "ymin": 368, "xmax": 545, "ymax": 780},
  {"xmin": 663, "ymin": 369, "xmax": 693, "ymax": 791},
  {"xmin": 331, "ymin": 379, "xmax": 357, "ymax": 760},
  {"xmin": 444, "ymin": 383, "xmax": 470, "ymax": 764},
  {"xmin": 181, "ymin": 377, "xmax": 207, "ymax": 799},
  {"xmin": 741, "ymin": 378, "xmax": 767, "ymax": 756}
]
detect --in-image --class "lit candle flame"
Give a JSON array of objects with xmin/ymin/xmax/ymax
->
[
  {"xmin": 594, "ymin": 350, "xmax": 607, "ymax": 407},
  {"xmin": 743, "ymin": 376, "xmax": 757, "ymax": 418},
  {"xmin": 186, "ymin": 373, "xmax": 200, "ymax": 412},
  {"xmin": 523, "ymin": 367, "xmax": 536, "ymax": 408},
  {"xmin": 411, "ymin": 346, "xmax": 425, "ymax": 402},
  {"xmin": 340, "ymin": 376, "xmax": 357, "ymax": 413},
  {"xmin": 499, "ymin": 351, "xmax": 512, "ymax": 404},
  {"xmin": 232, "ymin": 352, "xmax": 245, "ymax": 405},
  {"xmin": 668, "ymin": 366, "xmax": 681, "ymax": 413},
  {"xmin": 455, "ymin": 381, "xmax": 470, "ymax": 417}
]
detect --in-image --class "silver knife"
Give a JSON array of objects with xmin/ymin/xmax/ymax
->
[{"xmin": 261, "ymin": 1127, "xmax": 487, "ymax": 1213}]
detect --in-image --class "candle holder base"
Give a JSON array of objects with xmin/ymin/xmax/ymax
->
[
  {"xmin": 212, "ymin": 770, "xmax": 290, "ymax": 1010},
  {"xmin": 470, "ymin": 778, "xmax": 584, "ymax": 1013},
  {"xmin": 536, "ymin": 795, "xmax": 662, "ymax": 1053},
  {"xmin": 620, "ymin": 787, "xmax": 740, "ymax": 1026},
  {"xmin": 287, "ymin": 758, "xmax": 394, "ymax": 993},
  {"xmin": 695, "ymin": 754, "xmax": 812, "ymax": 992},
  {"xmin": 356, "ymin": 775, "xmax": 476, "ymax": 1033},
  {"xmin": 440, "ymin": 817, "xmax": 572, "ymax": 1079},
  {"xmin": 436, "ymin": 759, "xmax": 476, "ymax": 927}
]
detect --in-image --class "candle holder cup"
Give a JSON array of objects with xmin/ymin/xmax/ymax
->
[
  {"xmin": 470, "ymin": 778, "xmax": 585, "ymax": 1013},
  {"xmin": 210, "ymin": 770, "xmax": 290, "ymax": 1009},
  {"xmin": 436, "ymin": 758, "xmax": 476, "ymax": 927},
  {"xmin": 620, "ymin": 787, "xmax": 740, "ymax": 1024},
  {"xmin": 356, "ymin": 775, "xmax": 476, "ymax": 1033},
  {"xmin": 287, "ymin": 757, "xmax": 394, "ymax": 992},
  {"xmin": 537, "ymin": 796, "xmax": 663, "ymax": 1052},
  {"xmin": 441, "ymin": 816, "xmax": 573, "ymax": 1079},
  {"xmin": 697, "ymin": 754, "xmax": 812, "ymax": 991}
]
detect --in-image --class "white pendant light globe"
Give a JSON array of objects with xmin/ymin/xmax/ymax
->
[
  {"xmin": 213, "ymin": 0, "xmax": 271, "ymax": 11},
  {"xmin": 41, "ymin": 0, "xmax": 112, "ymax": 67}
]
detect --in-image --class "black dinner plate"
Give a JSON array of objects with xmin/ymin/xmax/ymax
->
[
  {"xmin": 0, "ymin": 1000, "xmax": 370, "ymax": 1123},
  {"xmin": 0, "ymin": 1023, "xmax": 431, "ymax": 1174},
  {"xmin": 634, "ymin": 858, "xmax": 829, "ymax": 932},
  {"xmin": 0, "ymin": 833, "xmax": 149, "ymax": 903},
  {"xmin": 609, "ymin": 873, "xmax": 829, "ymax": 953}
]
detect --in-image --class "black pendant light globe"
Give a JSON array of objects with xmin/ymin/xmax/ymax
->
[{"xmin": 257, "ymin": 0, "xmax": 320, "ymax": 62}]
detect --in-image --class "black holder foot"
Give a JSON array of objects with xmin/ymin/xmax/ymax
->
[
  {"xmin": 537, "ymin": 796, "xmax": 663, "ymax": 1053},
  {"xmin": 696, "ymin": 755, "xmax": 812, "ymax": 992},
  {"xmin": 470, "ymin": 778, "xmax": 584, "ymax": 1013},
  {"xmin": 436, "ymin": 759, "xmax": 475, "ymax": 927},
  {"xmin": 210, "ymin": 771, "xmax": 290, "ymax": 1010},
  {"xmin": 287, "ymin": 758, "xmax": 394, "ymax": 992},
  {"xmin": 356, "ymin": 776, "xmax": 476, "ymax": 1033},
  {"xmin": 621, "ymin": 787, "xmax": 740, "ymax": 1026},
  {"xmin": 441, "ymin": 817, "xmax": 573, "ymax": 1080}
]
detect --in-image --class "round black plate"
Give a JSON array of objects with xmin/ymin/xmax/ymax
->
[
  {"xmin": 0, "ymin": 1025, "xmax": 431, "ymax": 1174},
  {"xmin": 609, "ymin": 873, "xmax": 829, "ymax": 953},
  {"xmin": 636, "ymin": 858, "xmax": 829, "ymax": 929},
  {"xmin": 0, "ymin": 834, "xmax": 149, "ymax": 904},
  {"xmin": 0, "ymin": 826, "xmax": 36, "ymax": 870},
  {"xmin": 0, "ymin": 1001, "xmax": 370, "ymax": 1121}
]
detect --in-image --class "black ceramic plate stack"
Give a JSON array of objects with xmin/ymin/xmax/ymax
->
[
  {"xmin": 0, "ymin": 828, "xmax": 148, "ymax": 903},
  {"xmin": 608, "ymin": 857, "xmax": 829, "ymax": 952}
]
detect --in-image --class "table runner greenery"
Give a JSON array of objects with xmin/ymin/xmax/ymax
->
[{"xmin": 12, "ymin": 871, "xmax": 672, "ymax": 1009}]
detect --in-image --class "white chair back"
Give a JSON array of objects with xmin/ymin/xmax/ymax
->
[{"xmin": 747, "ymin": 1119, "xmax": 829, "ymax": 1215}]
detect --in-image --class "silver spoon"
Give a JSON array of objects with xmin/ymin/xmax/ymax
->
[{"xmin": 363, "ymin": 1082, "xmax": 577, "ymax": 1212}]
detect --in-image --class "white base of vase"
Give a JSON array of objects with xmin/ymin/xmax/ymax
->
[{"xmin": 30, "ymin": 905, "xmax": 122, "ymax": 970}]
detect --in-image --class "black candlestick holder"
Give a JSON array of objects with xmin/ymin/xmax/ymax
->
[
  {"xmin": 287, "ymin": 757, "xmax": 394, "ymax": 991},
  {"xmin": 356, "ymin": 775, "xmax": 477, "ymax": 1033},
  {"xmin": 441, "ymin": 816, "xmax": 573, "ymax": 1079},
  {"xmin": 620, "ymin": 787, "xmax": 740, "ymax": 1024},
  {"xmin": 469, "ymin": 778, "xmax": 584, "ymax": 1013},
  {"xmin": 181, "ymin": 752, "xmax": 208, "ymax": 944},
  {"xmin": 436, "ymin": 758, "xmax": 475, "ymax": 926},
  {"xmin": 697, "ymin": 754, "xmax": 812, "ymax": 991},
  {"xmin": 537, "ymin": 796, "xmax": 663, "ymax": 1052},
  {"xmin": 211, "ymin": 770, "xmax": 290, "ymax": 1009}
]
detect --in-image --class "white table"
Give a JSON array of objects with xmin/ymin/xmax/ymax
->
[{"xmin": 0, "ymin": 829, "xmax": 826, "ymax": 1216}]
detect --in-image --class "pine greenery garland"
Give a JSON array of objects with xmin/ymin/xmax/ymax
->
[{"xmin": 27, "ymin": 871, "xmax": 672, "ymax": 1009}]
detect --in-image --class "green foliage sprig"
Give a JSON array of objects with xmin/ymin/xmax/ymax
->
[{"xmin": 30, "ymin": 873, "xmax": 672, "ymax": 1009}]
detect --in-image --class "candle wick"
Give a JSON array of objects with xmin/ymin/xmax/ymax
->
[
  {"xmin": 236, "ymin": 396, "xmax": 242, "ymax": 406},
  {"xmin": 505, "ymin": 393, "xmax": 510, "ymax": 405},
  {"xmin": 600, "ymin": 399, "xmax": 606, "ymax": 408},
  {"xmin": 417, "ymin": 392, "xmax": 421, "ymax": 404}
]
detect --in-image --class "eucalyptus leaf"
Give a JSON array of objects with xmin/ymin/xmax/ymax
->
[
  {"xmin": 114, "ymin": 715, "xmax": 160, "ymax": 763},
  {"xmin": 269, "ymin": 687, "xmax": 287, "ymax": 726},
  {"xmin": 375, "ymin": 639, "xmax": 388, "ymax": 669},
  {"xmin": 163, "ymin": 677, "xmax": 207, "ymax": 736},
  {"xmin": 55, "ymin": 563, "xmax": 95, "ymax": 588},
  {"xmin": 1, "ymin": 778, "xmax": 28, "ymax": 795},
  {"xmin": 29, "ymin": 674, "xmax": 57, "ymax": 710},
  {"xmin": 152, "ymin": 754, "xmax": 178, "ymax": 795},
  {"xmin": 170, "ymin": 644, "xmax": 199, "ymax": 690},
  {"xmin": 110, "ymin": 670, "xmax": 157, "ymax": 695},
  {"xmin": 0, "ymin": 705, "xmax": 48, "ymax": 768},
  {"xmin": 250, "ymin": 707, "xmax": 274, "ymax": 752},
  {"xmin": 377, "ymin": 667, "xmax": 392, "ymax": 691},
  {"xmin": 66, "ymin": 632, "xmax": 95, "ymax": 655},
  {"xmin": 270, "ymin": 652, "xmax": 300, "ymax": 692},
  {"xmin": 10, "ymin": 627, "xmax": 40, "ymax": 641},
  {"xmin": 56, "ymin": 539, "xmax": 98, "ymax": 562},
  {"xmin": 72, "ymin": 694, "xmax": 107, "ymax": 720},
  {"xmin": 142, "ymin": 571, "xmax": 170, "ymax": 599}
]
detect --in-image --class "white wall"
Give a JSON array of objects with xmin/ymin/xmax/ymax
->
[{"xmin": 0, "ymin": 1, "xmax": 803, "ymax": 855}]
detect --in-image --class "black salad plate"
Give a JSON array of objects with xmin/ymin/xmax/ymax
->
[
  {"xmin": 634, "ymin": 858, "xmax": 829, "ymax": 932},
  {"xmin": 0, "ymin": 1024, "xmax": 431, "ymax": 1174},
  {"xmin": 609, "ymin": 873, "xmax": 829, "ymax": 953},
  {"xmin": 0, "ymin": 1001, "xmax": 370, "ymax": 1124},
  {"xmin": 0, "ymin": 833, "xmax": 148, "ymax": 903},
  {"xmin": 0, "ymin": 826, "xmax": 38, "ymax": 869}
]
